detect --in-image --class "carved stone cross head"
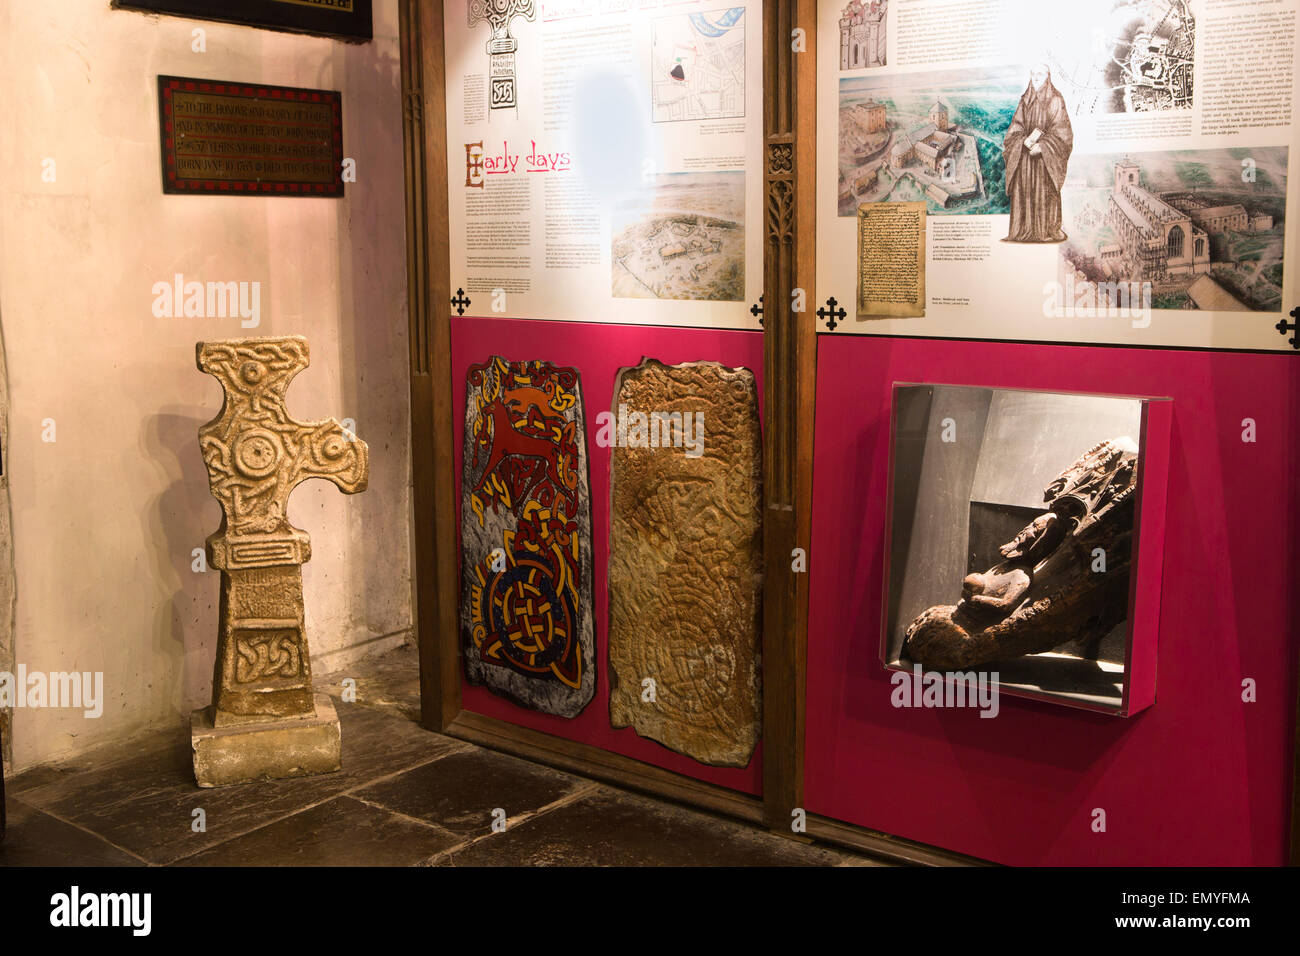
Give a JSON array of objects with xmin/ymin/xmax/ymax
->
[
  {"xmin": 196, "ymin": 336, "xmax": 368, "ymax": 543},
  {"xmin": 468, "ymin": 0, "xmax": 535, "ymax": 42}
]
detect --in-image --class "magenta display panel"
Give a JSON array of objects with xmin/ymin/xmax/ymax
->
[
  {"xmin": 451, "ymin": 314, "xmax": 765, "ymax": 795},
  {"xmin": 805, "ymin": 336, "xmax": 1300, "ymax": 865}
]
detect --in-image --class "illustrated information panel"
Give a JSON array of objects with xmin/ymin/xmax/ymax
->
[
  {"xmin": 445, "ymin": 1, "xmax": 763, "ymax": 330},
  {"xmin": 818, "ymin": 0, "xmax": 1299, "ymax": 351}
]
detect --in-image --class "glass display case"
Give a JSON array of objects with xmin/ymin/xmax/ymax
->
[{"xmin": 882, "ymin": 384, "xmax": 1171, "ymax": 714}]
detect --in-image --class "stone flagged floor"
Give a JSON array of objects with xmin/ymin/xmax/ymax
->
[{"xmin": 0, "ymin": 644, "xmax": 881, "ymax": 867}]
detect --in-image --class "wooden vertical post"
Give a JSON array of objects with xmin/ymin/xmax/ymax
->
[
  {"xmin": 400, "ymin": 0, "xmax": 461, "ymax": 731},
  {"xmin": 761, "ymin": 0, "xmax": 818, "ymax": 831}
]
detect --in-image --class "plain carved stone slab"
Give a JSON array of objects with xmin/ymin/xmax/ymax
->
[
  {"xmin": 607, "ymin": 359, "xmax": 762, "ymax": 767},
  {"xmin": 460, "ymin": 357, "xmax": 595, "ymax": 717}
]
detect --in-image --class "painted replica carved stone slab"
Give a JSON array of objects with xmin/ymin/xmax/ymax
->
[
  {"xmin": 905, "ymin": 437, "xmax": 1137, "ymax": 670},
  {"xmin": 193, "ymin": 336, "xmax": 367, "ymax": 786},
  {"xmin": 607, "ymin": 359, "xmax": 762, "ymax": 767},
  {"xmin": 460, "ymin": 357, "xmax": 595, "ymax": 717}
]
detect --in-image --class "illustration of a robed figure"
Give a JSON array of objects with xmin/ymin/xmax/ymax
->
[{"xmin": 1003, "ymin": 64, "xmax": 1073, "ymax": 243}]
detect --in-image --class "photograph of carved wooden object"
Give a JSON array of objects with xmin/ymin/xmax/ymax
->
[{"xmin": 883, "ymin": 385, "xmax": 1170, "ymax": 715}]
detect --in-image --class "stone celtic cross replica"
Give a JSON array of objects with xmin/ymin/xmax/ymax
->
[{"xmin": 190, "ymin": 336, "xmax": 368, "ymax": 787}]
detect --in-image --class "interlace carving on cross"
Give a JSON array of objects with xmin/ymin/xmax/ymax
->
[
  {"xmin": 196, "ymin": 336, "xmax": 368, "ymax": 725},
  {"xmin": 468, "ymin": 0, "xmax": 535, "ymax": 48},
  {"xmin": 197, "ymin": 337, "xmax": 368, "ymax": 545}
]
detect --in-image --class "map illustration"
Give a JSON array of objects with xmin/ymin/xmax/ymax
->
[
  {"xmin": 1047, "ymin": 0, "xmax": 1194, "ymax": 114},
  {"xmin": 652, "ymin": 7, "xmax": 746, "ymax": 123}
]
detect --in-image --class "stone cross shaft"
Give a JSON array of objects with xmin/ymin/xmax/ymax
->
[{"xmin": 196, "ymin": 337, "xmax": 368, "ymax": 728}]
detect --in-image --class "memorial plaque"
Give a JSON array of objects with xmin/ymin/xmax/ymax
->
[
  {"xmin": 607, "ymin": 359, "xmax": 763, "ymax": 767},
  {"xmin": 158, "ymin": 76, "xmax": 343, "ymax": 196},
  {"xmin": 117, "ymin": 1, "xmax": 372, "ymax": 43}
]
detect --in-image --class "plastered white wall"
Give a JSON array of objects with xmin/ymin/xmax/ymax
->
[{"xmin": 0, "ymin": 0, "xmax": 413, "ymax": 769}]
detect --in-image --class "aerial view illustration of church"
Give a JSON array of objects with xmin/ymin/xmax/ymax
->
[{"xmin": 1061, "ymin": 150, "xmax": 1286, "ymax": 312}]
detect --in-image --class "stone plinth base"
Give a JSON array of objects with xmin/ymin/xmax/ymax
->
[{"xmin": 191, "ymin": 694, "xmax": 341, "ymax": 788}]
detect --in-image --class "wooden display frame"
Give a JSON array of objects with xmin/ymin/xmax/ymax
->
[
  {"xmin": 398, "ymin": 0, "xmax": 822, "ymax": 848},
  {"xmin": 398, "ymin": 0, "xmax": 1300, "ymax": 866}
]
